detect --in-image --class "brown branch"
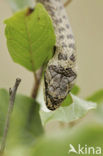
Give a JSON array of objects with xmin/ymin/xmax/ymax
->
[
  {"xmin": 64, "ymin": 0, "xmax": 72, "ymax": 7},
  {"xmin": 32, "ymin": 67, "xmax": 44, "ymax": 99},
  {"xmin": 0, "ymin": 78, "xmax": 21, "ymax": 154}
]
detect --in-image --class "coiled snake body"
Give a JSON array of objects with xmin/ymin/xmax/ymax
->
[{"xmin": 37, "ymin": 0, "xmax": 77, "ymax": 110}]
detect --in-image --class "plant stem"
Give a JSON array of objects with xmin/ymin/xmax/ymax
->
[
  {"xmin": 32, "ymin": 67, "xmax": 44, "ymax": 99},
  {"xmin": 64, "ymin": 0, "xmax": 72, "ymax": 7},
  {"xmin": 0, "ymin": 78, "xmax": 21, "ymax": 154}
]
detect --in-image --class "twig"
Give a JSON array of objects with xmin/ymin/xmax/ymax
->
[
  {"xmin": 0, "ymin": 78, "xmax": 21, "ymax": 154},
  {"xmin": 64, "ymin": 0, "xmax": 72, "ymax": 7},
  {"xmin": 32, "ymin": 67, "xmax": 44, "ymax": 99}
]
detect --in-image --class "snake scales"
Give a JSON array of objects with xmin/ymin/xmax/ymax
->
[{"xmin": 36, "ymin": 0, "xmax": 77, "ymax": 110}]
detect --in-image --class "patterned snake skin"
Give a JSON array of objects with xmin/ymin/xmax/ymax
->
[{"xmin": 36, "ymin": 0, "xmax": 77, "ymax": 110}]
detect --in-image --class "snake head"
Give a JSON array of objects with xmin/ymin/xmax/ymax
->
[{"xmin": 44, "ymin": 65, "xmax": 77, "ymax": 111}]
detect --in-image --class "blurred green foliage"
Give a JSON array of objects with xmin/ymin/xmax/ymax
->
[
  {"xmin": 30, "ymin": 123, "xmax": 103, "ymax": 156},
  {"xmin": 87, "ymin": 89, "xmax": 103, "ymax": 104},
  {"xmin": 1, "ymin": 0, "xmax": 103, "ymax": 155},
  {"xmin": 0, "ymin": 89, "xmax": 9, "ymax": 139},
  {"xmin": 0, "ymin": 89, "xmax": 43, "ymax": 148}
]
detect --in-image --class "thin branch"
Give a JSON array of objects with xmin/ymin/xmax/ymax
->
[
  {"xmin": 0, "ymin": 78, "xmax": 21, "ymax": 154},
  {"xmin": 64, "ymin": 0, "xmax": 72, "ymax": 7},
  {"xmin": 32, "ymin": 67, "xmax": 44, "ymax": 99}
]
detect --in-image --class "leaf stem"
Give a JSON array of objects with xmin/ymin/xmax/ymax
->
[{"xmin": 0, "ymin": 78, "xmax": 21, "ymax": 154}]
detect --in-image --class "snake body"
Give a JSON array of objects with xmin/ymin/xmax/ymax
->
[{"xmin": 36, "ymin": 0, "xmax": 77, "ymax": 110}]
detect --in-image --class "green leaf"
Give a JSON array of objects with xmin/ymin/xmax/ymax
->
[
  {"xmin": 7, "ymin": 0, "xmax": 34, "ymax": 12},
  {"xmin": 40, "ymin": 95, "xmax": 96, "ymax": 125},
  {"xmin": 4, "ymin": 3, "xmax": 56, "ymax": 72},
  {"xmin": 86, "ymin": 89, "xmax": 103, "ymax": 123},
  {"xmin": 30, "ymin": 122, "xmax": 103, "ymax": 156},
  {"xmin": 86, "ymin": 89, "xmax": 103, "ymax": 104},
  {"xmin": 61, "ymin": 85, "xmax": 80, "ymax": 107},
  {"xmin": 61, "ymin": 94, "xmax": 73, "ymax": 107},
  {"xmin": 0, "ymin": 89, "xmax": 44, "ymax": 146},
  {"xmin": 71, "ymin": 85, "xmax": 80, "ymax": 95}
]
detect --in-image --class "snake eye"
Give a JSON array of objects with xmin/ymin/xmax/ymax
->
[{"xmin": 70, "ymin": 54, "xmax": 75, "ymax": 62}]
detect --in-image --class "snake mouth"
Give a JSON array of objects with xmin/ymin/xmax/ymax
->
[{"xmin": 46, "ymin": 94, "xmax": 64, "ymax": 111}]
